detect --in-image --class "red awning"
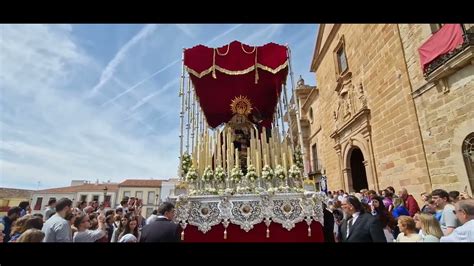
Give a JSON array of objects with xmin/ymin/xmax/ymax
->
[
  {"xmin": 184, "ymin": 41, "xmax": 288, "ymax": 128},
  {"xmin": 418, "ymin": 24, "xmax": 464, "ymax": 71}
]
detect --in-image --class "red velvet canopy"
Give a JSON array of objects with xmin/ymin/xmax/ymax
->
[{"xmin": 184, "ymin": 41, "xmax": 289, "ymax": 128}]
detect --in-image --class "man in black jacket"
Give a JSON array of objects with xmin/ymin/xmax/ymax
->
[
  {"xmin": 140, "ymin": 202, "xmax": 181, "ymax": 242},
  {"xmin": 322, "ymin": 203, "xmax": 335, "ymax": 242},
  {"xmin": 340, "ymin": 195, "xmax": 386, "ymax": 242}
]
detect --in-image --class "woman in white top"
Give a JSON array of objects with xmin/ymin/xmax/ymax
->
[
  {"xmin": 396, "ymin": 215, "xmax": 421, "ymax": 242},
  {"xmin": 415, "ymin": 213, "xmax": 443, "ymax": 242}
]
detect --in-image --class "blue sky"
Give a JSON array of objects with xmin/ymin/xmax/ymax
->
[{"xmin": 0, "ymin": 24, "xmax": 318, "ymax": 190}]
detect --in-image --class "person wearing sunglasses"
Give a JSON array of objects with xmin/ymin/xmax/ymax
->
[{"xmin": 440, "ymin": 199, "xmax": 474, "ymax": 242}]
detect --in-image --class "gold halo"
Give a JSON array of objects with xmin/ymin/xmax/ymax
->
[{"xmin": 230, "ymin": 95, "xmax": 253, "ymax": 115}]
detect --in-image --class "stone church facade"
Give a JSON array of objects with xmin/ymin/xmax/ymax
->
[{"xmin": 291, "ymin": 24, "xmax": 473, "ymax": 200}]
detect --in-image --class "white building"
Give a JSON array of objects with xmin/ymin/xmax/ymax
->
[
  {"xmin": 29, "ymin": 178, "xmax": 177, "ymax": 218},
  {"xmin": 117, "ymin": 179, "xmax": 162, "ymax": 218},
  {"xmin": 31, "ymin": 181, "xmax": 119, "ymax": 215},
  {"xmin": 160, "ymin": 178, "xmax": 179, "ymax": 201}
]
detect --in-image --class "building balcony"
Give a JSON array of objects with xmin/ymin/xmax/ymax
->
[{"xmin": 421, "ymin": 24, "xmax": 474, "ymax": 81}]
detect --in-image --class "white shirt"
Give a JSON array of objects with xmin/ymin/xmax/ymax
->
[
  {"xmin": 346, "ymin": 212, "xmax": 360, "ymax": 237},
  {"xmin": 440, "ymin": 219, "xmax": 474, "ymax": 242},
  {"xmin": 119, "ymin": 205, "xmax": 129, "ymax": 214},
  {"xmin": 73, "ymin": 229, "xmax": 106, "ymax": 242},
  {"xmin": 146, "ymin": 214, "xmax": 159, "ymax": 225}
]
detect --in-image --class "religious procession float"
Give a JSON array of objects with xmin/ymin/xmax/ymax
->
[{"xmin": 169, "ymin": 41, "xmax": 326, "ymax": 242}]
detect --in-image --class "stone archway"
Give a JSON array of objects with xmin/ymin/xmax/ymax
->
[
  {"xmin": 349, "ymin": 147, "xmax": 369, "ymax": 192},
  {"xmin": 341, "ymin": 135, "xmax": 377, "ymax": 193}
]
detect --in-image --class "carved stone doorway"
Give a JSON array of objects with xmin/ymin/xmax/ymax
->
[{"xmin": 349, "ymin": 147, "xmax": 369, "ymax": 192}]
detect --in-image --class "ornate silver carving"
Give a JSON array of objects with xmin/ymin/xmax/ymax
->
[
  {"xmin": 300, "ymin": 196, "xmax": 315, "ymax": 218},
  {"xmin": 260, "ymin": 194, "xmax": 275, "ymax": 219},
  {"xmin": 271, "ymin": 199, "xmax": 304, "ymax": 231},
  {"xmin": 188, "ymin": 201, "xmax": 221, "ymax": 233},
  {"xmin": 230, "ymin": 200, "xmax": 263, "ymax": 232},
  {"xmin": 217, "ymin": 196, "xmax": 233, "ymax": 220},
  {"xmin": 175, "ymin": 195, "xmax": 191, "ymax": 222},
  {"xmin": 169, "ymin": 192, "xmax": 324, "ymax": 235},
  {"xmin": 311, "ymin": 192, "xmax": 325, "ymax": 224}
]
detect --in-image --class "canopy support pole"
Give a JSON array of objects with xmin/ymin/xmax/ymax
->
[
  {"xmin": 287, "ymin": 46, "xmax": 308, "ymax": 176},
  {"xmin": 191, "ymin": 87, "xmax": 196, "ymax": 154},
  {"xmin": 185, "ymin": 74, "xmax": 191, "ymax": 153},
  {"xmin": 178, "ymin": 49, "xmax": 186, "ymax": 180},
  {"xmin": 282, "ymin": 83, "xmax": 295, "ymax": 152},
  {"xmin": 278, "ymin": 91, "xmax": 286, "ymax": 140}
]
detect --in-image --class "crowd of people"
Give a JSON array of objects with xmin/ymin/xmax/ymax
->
[
  {"xmin": 0, "ymin": 196, "xmax": 180, "ymax": 243},
  {"xmin": 1, "ymin": 187, "xmax": 473, "ymax": 243},
  {"xmin": 323, "ymin": 187, "xmax": 474, "ymax": 242}
]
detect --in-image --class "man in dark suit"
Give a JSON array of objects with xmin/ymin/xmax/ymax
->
[
  {"xmin": 322, "ymin": 203, "xmax": 335, "ymax": 242},
  {"xmin": 140, "ymin": 202, "xmax": 181, "ymax": 242},
  {"xmin": 340, "ymin": 195, "xmax": 386, "ymax": 242}
]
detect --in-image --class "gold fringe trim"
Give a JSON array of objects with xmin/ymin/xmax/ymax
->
[
  {"xmin": 241, "ymin": 43, "xmax": 256, "ymax": 54},
  {"xmin": 186, "ymin": 60, "xmax": 288, "ymax": 79},
  {"xmin": 212, "ymin": 49, "xmax": 217, "ymax": 79},
  {"xmin": 216, "ymin": 45, "xmax": 230, "ymax": 56}
]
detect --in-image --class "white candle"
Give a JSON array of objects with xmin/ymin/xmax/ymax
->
[{"xmin": 235, "ymin": 148, "xmax": 239, "ymax": 168}]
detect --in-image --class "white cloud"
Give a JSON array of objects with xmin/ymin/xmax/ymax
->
[
  {"xmin": 101, "ymin": 59, "xmax": 180, "ymax": 107},
  {"xmin": 88, "ymin": 24, "xmax": 158, "ymax": 96},
  {"xmin": 0, "ymin": 24, "xmax": 318, "ymax": 190},
  {"xmin": 129, "ymin": 79, "xmax": 179, "ymax": 112},
  {"xmin": 0, "ymin": 24, "xmax": 88, "ymax": 95},
  {"xmin": 243, "ymin": 24, "xmax": 284, "ymax": 45},
  {"xmin": 207, "ymin": 24, "xmax": 243, "ymax": 46},
  {"xmin": 175, "ymin": 24, "xmax": 197, "ymax": 39},
  {"xmin": 0, "ymin": 24, "xmax": 179, "ymax": 190}
]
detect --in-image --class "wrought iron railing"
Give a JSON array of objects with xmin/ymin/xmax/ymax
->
[{"xmin": 424, "ymin": 30, "xmax": 474, "ymax": 77}]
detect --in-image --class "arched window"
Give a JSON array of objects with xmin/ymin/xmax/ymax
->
[{"xmin": 462, "ymin": 132, "xmax": 474, "ymax": 194}]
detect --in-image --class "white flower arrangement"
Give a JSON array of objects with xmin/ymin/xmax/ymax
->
[
  {"xmin": 230, "ymin": 166, "xmax": 243, "ymax": 183},
  {"xmin": 214, "ymin": 166, "xmax": 226, "ymax": 183},
  {"xmin": 181, "ymin": 153, "xmax": 192, "ymax": 174},
  {"xmin": 267, "ymin": 187, "xmax": 278, "ymax": 194},
  {"xmin": 261, "ymin": 165, "xmax": 274, "ymax": 181},
  {"xmin": 288, "ymin": 165, "xmax": 301, "ymax": 179},
  {"xmin": 293, "ymin": 187, "xmax": 305, "ymax": 193},
  {"xmin": 236, "ymin": 185, "xmax": 251, "ymax": 194},
  {"xmin": 224, "ymin": 188, "xmax": 234, "ymax": 195},
  {"xmin": 185, "ymin": 166, "xmax": 199, "ymax": 182},
  {"xmin": 204, "ymin": 187, "xmax": 217, "ymax": 195},
  {"xmin": 274, "ymin": 165, "xmax": 286, "ymax": 180},
  {"xmin": 245, "ymin": 165, "xmax": 259, "ymax": 181},
  {"xmin": 293, "ymin": 148, "xmax": 304, "ymax": 169},
  {"xmin": 277, "ymin": 185, "xmax": 290, "ymax": 193},
  {"xmin": 202, "ymin": 166, "xmax": 214, "ymax": 182}
]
